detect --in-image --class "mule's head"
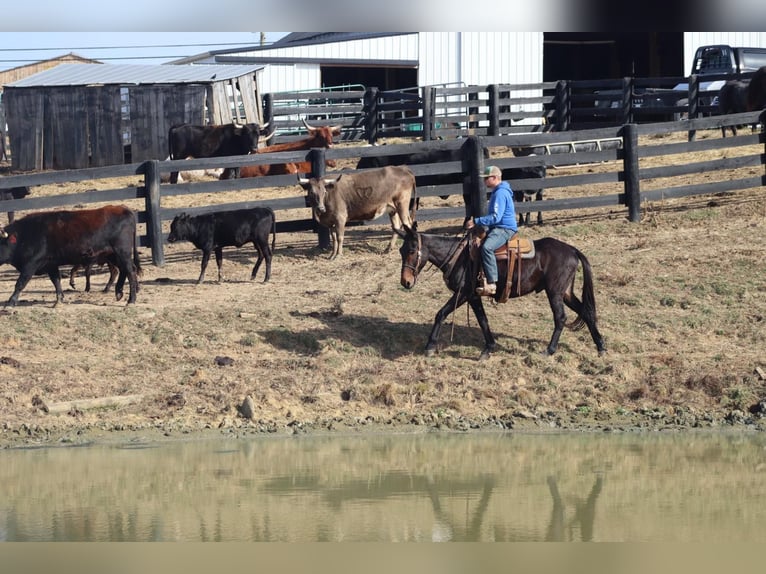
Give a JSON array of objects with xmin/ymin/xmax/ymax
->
[{"xmin": 398, "ymin": 223, "xmax": 422, "ymax": 289}]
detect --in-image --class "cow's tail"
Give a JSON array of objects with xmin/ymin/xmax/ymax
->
[
  {"xmin": 269, "ymin": 207, "xmax": 276, "ymax": 252},
  {"xmin": 132, "ymin": 215, "xmax": 143, "ymax": 278},
  {"xmin": 409, "ymin": 175, "xmax": 418, "ymax": 223}
]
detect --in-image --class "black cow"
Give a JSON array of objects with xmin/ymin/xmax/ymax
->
[
  {"xmin": 717, "ymin": 79, "xmax": 750, "ymax": 137},
  {"xmin": 166, "ymin": 207, "xmax": 276, "ymax": 284},
  {"xmin": 505, "ymin": 165, "xmax": 546, "ymax": 226},
  {"xmin": 167, "ymin": 123, "xmax": 266, "ymax": 183},
  {"xmin": 0, "ymin": 205, "xmax": 141, "ymax": 307},
  {"xmin": 356, "ymin": 146, "xmax": 545, "ymax": 226},
  {"xmin": 747, "ymin": 66, "xmax": 766, "ymax": 112},
  {"xmin": 1, "ymin": 186, "xmax": 29, "ymax": 224}
]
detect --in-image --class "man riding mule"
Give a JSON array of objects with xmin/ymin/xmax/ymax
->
[
  {"xmin": 397, "ymin": 223, "xmax": 606, "ymax": 360},
  {"xmin": 465, "ymin": 166, "xmax": 518, "ymax": 297}
]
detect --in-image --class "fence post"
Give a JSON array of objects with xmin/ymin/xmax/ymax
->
[
  {"xmin": 262, "ymin": 93, "xmax": 274, "ymax": 140},
  {"xmin": 422, "ymin": 86, "xmax": 433, "ymax": 141},
  {"xmin": 488, "ymin": 84, "xmax": 500, "ymax": 136},
  {"xmin": 687, "ymin": 74, "xmax": 699, "ymax": 142},
  {"xmin": 364, "ymin": 87, "xmax": 379, "ymax": 144},
  {"xmin": 621, "ymin": 77, "xmax": 633, "ymax": 125},
  {"xmin": 143, "ymin": 160, "xmax": 165, "ymax": 266},
  {"xmin": 555, "ymin": 80, "xmax": 569, "ymax": 132},
  {"xmin": 622, "ymin": 124, "xmax": 641, "ymax": 223},
  {"xmin": 462, "ymin": 136, "xmax": 487, "ymax": 224},
  {"xmin": 308, "ymin": 147, "xmax": 331, "ymax": 250},
  {"xmin": 468, "ymin": 91, "xmax": 479, "ymax": 133}
]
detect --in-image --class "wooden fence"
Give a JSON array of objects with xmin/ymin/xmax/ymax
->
[{"xmin": 1, "ymin": 111, "xmax": 764, "ymax": 270}]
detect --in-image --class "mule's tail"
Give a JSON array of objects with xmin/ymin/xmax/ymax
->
[{"xmin": 567, "ymin": 249, "xmax": 598, "ymax": 332}]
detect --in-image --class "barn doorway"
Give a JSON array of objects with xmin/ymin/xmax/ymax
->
[
  {"xmin": 320, "ymin": 66, "xmax": 417, "ymax": 92},
  {"xmin": 543, "ymin": 32, "xmax": 684, "ymax": 81}
]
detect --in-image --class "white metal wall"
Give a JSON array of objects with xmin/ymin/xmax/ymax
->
[
  {"xmin": 684, "ymin": 32, "xmax": 766, "ymax": 75},
  {"xmin": 238, "ymin": 33, "xmax": 544, "ymax": 95}
]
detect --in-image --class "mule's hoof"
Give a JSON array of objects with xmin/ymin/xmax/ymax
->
[
  {"xmin": 425, "ymin": 348, "xmax": 436, "ymax": 357},
  {"xmin": 479, "ymin": 350, "xmax": 491, "ymax": 361}
]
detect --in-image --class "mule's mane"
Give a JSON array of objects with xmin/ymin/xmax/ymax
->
[{"xmin": 416, "ymin": 231, "xmax": 470, "ymax": 275}]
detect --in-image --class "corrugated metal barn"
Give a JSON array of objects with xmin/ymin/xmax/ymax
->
[
  {"xmin": 178, "ymin": 31, "xmax": 766, "ymax": 92},
  {"xmin": 3, "ymin": 63, "xmax": 264, "ymax": 171}
]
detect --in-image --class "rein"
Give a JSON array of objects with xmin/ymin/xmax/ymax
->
[{"xmin": 405, "ymin": 231, "xmax": 470, "ymax": 285}]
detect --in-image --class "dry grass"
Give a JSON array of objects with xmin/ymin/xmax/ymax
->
[{"xmin": 1, "ymin": 130, "xmax": 765, "ymax": 445}]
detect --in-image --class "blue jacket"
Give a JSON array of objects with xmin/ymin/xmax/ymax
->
[{"xmin": 474, "ymin": 180, "xmax": 518, "ymax": 231}]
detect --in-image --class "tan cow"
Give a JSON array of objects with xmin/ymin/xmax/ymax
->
[{"xmin": 298, "ymin": 165, "xmax": 417, "ymax": 259}]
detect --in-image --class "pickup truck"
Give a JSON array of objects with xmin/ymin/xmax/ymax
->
[{"xmin": 595, "ymin": 44, "xmax": 766, "ymax": 121}]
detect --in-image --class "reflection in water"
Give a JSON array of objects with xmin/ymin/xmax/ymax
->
[{"xmin": 1, "ymin": 432, "xmax": 765, "ymax": 541}]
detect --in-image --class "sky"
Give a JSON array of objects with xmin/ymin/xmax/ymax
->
[{"xmin": 0, "ymin": 33, "xmax": 288, "ymax": 73}]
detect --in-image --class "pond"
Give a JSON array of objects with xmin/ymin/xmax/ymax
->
[{"xmin": 1, "ymin": 431, "xmax": 765, "ymax": 542}]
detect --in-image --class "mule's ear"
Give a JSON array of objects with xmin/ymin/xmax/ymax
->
[{"xmin": 394, "ymin": 226, "xmax": 407, "ymax": 238}]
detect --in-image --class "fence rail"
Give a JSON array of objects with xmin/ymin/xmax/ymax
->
[{"xmin": 2, "ymin": 111, "xmax": 764, "ymax": 269}]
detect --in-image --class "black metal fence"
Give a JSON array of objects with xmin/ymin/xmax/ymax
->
[{"xmin": 262, "ymin": 71, "xmax": 760, "ymax": 144}]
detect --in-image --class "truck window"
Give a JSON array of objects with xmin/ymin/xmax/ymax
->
[
  {"xmin": 740, "ymin": 50, "xmax": 766, "ymax": 72},
  {"xmin": 692, "ymin": 46, "xmax": 734, "ymax": 74}
]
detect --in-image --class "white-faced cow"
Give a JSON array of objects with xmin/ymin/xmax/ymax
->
[
  {"xmin": 167, "ymin": 123, "xmax": 268, "ymax": 183},
  {"xmin": 219, "ymin": 119, "xmax": 340, "ymax": 179},
  {"xmin": 298, "ymin": 165, "xmax": 417, "ymax": 259},
  {"xmin": 166, "ymin": 207, "xmax": 276, "ymax": 284},
  {"xmin": 0, "ymin": 205, "xmax": 141, "ymax": 307}
]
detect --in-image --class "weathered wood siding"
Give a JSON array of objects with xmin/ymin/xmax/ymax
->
[
  {"xmin": 129, "ymin": 85, "xmax": 207, "ymax": 163},
  {"xmin": 87, "ymin": 86, "xmax": 123, "ymax": 167}
]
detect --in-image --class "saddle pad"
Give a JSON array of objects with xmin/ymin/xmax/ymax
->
[{"xmin": 494, "ymin": 236, "xmax": 535, "ymax": 260}]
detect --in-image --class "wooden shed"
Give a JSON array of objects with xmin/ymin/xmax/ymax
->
[{"xmin": 3, "ymin": 63, "xmax": 264, "ymax": 171}]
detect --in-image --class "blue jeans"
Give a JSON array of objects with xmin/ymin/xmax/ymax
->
[{"xmin": 481, "ymin": 227, "xmax": 515, "ymax": 283}]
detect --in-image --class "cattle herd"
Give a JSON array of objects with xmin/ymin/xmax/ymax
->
[{"xmin": 2, "ymin": 68, "xmax": 766, "ymax": 307}]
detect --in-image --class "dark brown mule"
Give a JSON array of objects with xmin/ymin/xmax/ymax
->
[{"xmin": 398, "ymin": 224, "xmax": 606, "ymax": 360}]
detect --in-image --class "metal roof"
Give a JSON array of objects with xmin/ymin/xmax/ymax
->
[{"xmin": 5, "ymin": 63, "xmax": 263, "ymax": 88}]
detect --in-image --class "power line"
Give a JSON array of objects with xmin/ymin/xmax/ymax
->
[
  {"xmin": 0, "ymin": 55, "xmax": 204, "ymax": 64},
  {"xmin": 0, "ymin": 41, "xmax": 270, "ymax": 53}
]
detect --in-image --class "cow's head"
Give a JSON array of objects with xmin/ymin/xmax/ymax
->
[
  {"xmin": 0, "ymin": 226, "xmax": 17, "ymax": 264},
  {"xmin": 237, "ymin": 124, "xmax": 261, "ymax": 153},
  {"xmin": 167, "ymin": 213, "xmax": 191, "ymax": 243},
  {"xmin": 302, "ymin": 119, "xmax": 342, "ymax": 148},
  {"xmin": 298, "ymin": 175, "xmax": 338, "ymax": 214}
]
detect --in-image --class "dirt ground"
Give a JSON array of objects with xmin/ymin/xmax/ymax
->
[{"xmin": 1, "ymin": 131, "xmax": 765, "ymax": 448}]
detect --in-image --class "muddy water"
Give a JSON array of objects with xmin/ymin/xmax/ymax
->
[{"xmin": 2, "ymin": 431, "xmax": 765, "ymax": 541}]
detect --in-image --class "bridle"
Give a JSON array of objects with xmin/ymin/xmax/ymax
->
[
  {"xmin": 402, "ymin": 230, "xmax": 470, "ymax": 286},
  {"xmin": 402, "ymin": 232, "xmax": 423, "ymax": 281}
]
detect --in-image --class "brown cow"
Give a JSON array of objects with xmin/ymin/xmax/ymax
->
[
  {"xmin": 220, "ymin": 119, "xmax": 340, "ymax": 179},
  {"xmin": 0, "ymin": 205, "xmax": 141, "ymax": 306},
  {"xmin": 298, "ymin": 165, "xmax": 417, "ymax": 259}
]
